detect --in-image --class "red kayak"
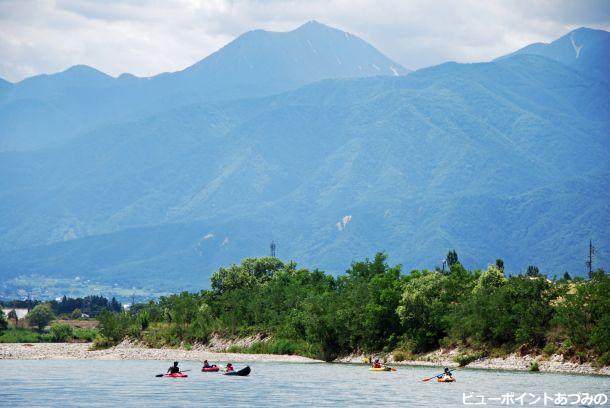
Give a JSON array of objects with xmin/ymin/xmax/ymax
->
[
  {"xmin": 201, "ymin": 366, "xmax": 220, "ymax": 372},
  {"xmin": 164, "ymin": 372, "xmax": 188, "ymax": 378}
]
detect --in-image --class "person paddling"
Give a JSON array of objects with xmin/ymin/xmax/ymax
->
[
  {"xmin": 372, "ymin": 358, "xmax": 382, "ymax": 369},
  {"xmin": 441, "ymin": 367, "xmax": 453, "ymax": 381},
  {"xmin": 203, "ymin": 360, "xmax": 217, "ymax": 369},
  {"xmin": 225, "ymin": 363, "xmax": 234, "ymax": 373},
  {"xmin": 167, "ymin": 361, "xmax": 181, "ymax": 374}
]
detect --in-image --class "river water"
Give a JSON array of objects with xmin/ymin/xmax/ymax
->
[{"xmin": 0, "ymin": 360, "xmax": 608, "ymax": 407}]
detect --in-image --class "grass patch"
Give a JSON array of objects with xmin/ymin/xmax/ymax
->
[
  {"xmin": 73, "ymin": 328, "xmax": 98, "ymax": 342},
  {"xmin": 227, "ymin": 338, "xmax": 319, "ymax": 359},
  {"xmin": 0, "ymin": 328, "xmax": 44, "ymax": 343},
  {"xmin": 453, "ymin": 352, "xmax": 484, "ymax": 367}
]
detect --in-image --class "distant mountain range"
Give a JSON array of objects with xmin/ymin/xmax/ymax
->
[{"xmin": 0, "ymin": 22, "xmax": 608, "ymax": 297}]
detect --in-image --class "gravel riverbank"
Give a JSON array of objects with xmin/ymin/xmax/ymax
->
[
  {"xmin": 1, "ymin": 342, "xmax": 608, "ymax": 376},
  {"xmin": 337, "ymin": 348, "xmax": 610, "ymax": 376},
  {"xmin": 0, "ymin": 342, "xmax": 322, "ymax": 363}
]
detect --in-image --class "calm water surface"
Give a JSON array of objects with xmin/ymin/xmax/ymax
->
[{"xmin": 0, "ymin": 360, "xmax": 608, "ymax": 407}]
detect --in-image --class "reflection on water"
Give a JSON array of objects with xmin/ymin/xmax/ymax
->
[{"xmin": 0, "ymin": 360, "xmax": 608, "ymax": 407}]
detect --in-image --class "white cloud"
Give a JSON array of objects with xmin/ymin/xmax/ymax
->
[{"xmin": 0, "ymin": 0, "xmax": 609, "ymax": 82}]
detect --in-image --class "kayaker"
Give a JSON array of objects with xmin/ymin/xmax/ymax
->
[
  {"xmin": 372, "ymin": 358, "xmax": 382, "ymax": 369},
  {"xmin": 441, "ymin": 367, "xmax": 453, "ymax": 380},
  {"xmin": 167, "ymin": 361, "xmax": 180, "ymax": 374},
  {"xmin": 226, "ymin": 363, "xmax": 234, "ymax": 373}
]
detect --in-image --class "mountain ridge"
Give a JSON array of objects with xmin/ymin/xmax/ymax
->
[{"xmin": 0, "ymin": 24, "xmax": 608, "ymax": 297}]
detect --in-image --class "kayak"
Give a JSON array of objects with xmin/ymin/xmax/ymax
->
[
  {"xmin": 202, "ymin": 366, "xmax": 220, "ymax": 372},
  {"xmin": 437, "ymin": 377, "xmax": 455, "ymax": 382},
  {"xmin": 369, "ymin": 367, "xmax": 393, "ymax": 372},
  {"xmin": 164, "ymin": 372, "xmax": 188, "ymax": 378},
  {"xmin": 224, "ymin": 366, "xmax": 251, "ymax": 376}
]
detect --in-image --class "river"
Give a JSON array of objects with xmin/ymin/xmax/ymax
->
[{"xmin": 0, "ymin": 360, "xmax": 608, "ymax": 407}]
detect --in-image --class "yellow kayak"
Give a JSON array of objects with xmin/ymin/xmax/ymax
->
[{"xmin": 368, "ymin": 367, "xmax": 394, "ymax": 372}]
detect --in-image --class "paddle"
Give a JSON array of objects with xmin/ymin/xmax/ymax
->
[
  {"xmin": 155, "ymin": 369, "xmax": 192, "ymax": 377},
  {"xmin": 423, "ymin": 367, "xmax": 460, "ymax": 382},
  {"xmin": 422, "ymin": 373, "xmax": 443, "ymax": 382}
]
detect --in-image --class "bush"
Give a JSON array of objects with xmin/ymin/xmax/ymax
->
[
  {"xmin": 71, "ymin": 309, "xmax": 83, "ymax": 319},
  {"xmin": 542, "ymin": 343, "xmax": 556, "ymax": 357},
  {"xmin": 50, "ymin": 323, "xmax": 74, "ymax": 342},
  {"xmin": 392, "ymin": 349, "xmax": 413, "ymax": 362},
  {"xmin": 73, "ymin": 328, "xmax": 98, "ymax": 342},
  {"xmin": 97, "ymin": 310, "xmax": 132, "ymax": 344},
  {"xmin": 529, "ymin": 361, "xmax": 539, "ymax": 372},
  {"xmin": 596, "ymin": 352, "xmax": 610, "ymax": 368},
  {"xmin": 453, "ymin": 352, "xmax": 483, "ymax": 367},
  {"xmin": 90, "ymin": 335, "xmax": 116, "ymax": 350}
]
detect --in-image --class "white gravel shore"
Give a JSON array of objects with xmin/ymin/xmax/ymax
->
[
  {"xmin": 0, "ymin": 342, "xmax": 322, "ymax": 363},
  {"xmin": 336, "ymin": 349, "xmax": 610, "ymax": 376},
  {"xmin": 2, "ymin": 343, "xmax": 608, "ymax": 376}
]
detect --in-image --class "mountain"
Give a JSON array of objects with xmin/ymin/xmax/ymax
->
[
  {"xmin": 1, "ymin": 48, "xmax": 608, "ymax": 295},
  {"xmin": 0, "ymin": 21, "xmax": 407, "ymax": 152},
  {"xmin": 0, "ymin": 25, "xmax": 608, "ymax": 298},
  {"xmin": 501, "ymin": 27, "xmax": 610, "ymax": 81}
]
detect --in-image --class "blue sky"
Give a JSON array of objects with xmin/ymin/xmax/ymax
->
[{"xmin": 1, "ymin": 0, "xmax": 609, "ymax": 82}]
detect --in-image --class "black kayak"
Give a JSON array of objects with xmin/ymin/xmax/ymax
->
[{"xmin": 224, "ymin": 366, "xmax": 251, "ymax": 376}]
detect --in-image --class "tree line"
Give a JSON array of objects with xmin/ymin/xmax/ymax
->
[{"xmin": 88, "ymin": 253, "xmax": 609, "ymax": 366}]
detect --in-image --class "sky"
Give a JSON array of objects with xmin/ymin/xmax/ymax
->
[{"xmin": 1, "ymin": 0, "xmax": 610, "ymax": 82}]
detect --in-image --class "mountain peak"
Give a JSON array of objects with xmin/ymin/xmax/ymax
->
[
  {"xmin": 178, "ymin": 20, "xmax": 409, "ymax": 98},
  {"xmin": 498, "ymin": 26, "xmax": 609, "ymax": 81}
]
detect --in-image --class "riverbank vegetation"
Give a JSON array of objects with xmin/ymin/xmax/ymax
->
[
  {"xmin": 0, "ymin": 297, "xmax": 104, "ymax": 343},
  {"xmin": 86, "ymin": 253, "xmax": 608, "ymax": 366}
]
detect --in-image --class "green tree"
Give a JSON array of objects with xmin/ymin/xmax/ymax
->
[
  {"xmin": 397, "ymin": 272, "xmax": 449, "ymax": 352},
  {"xmin": 7, "ymin": 309, "xmax": 18, "ymax": 326},
  {"xmin": 27, "ymin": 304, "xmax": 55, "ymax": 332},
  {"xmin": 0, "ymin": 310, "xmax": 8, "ymax": 333},
  {"xmin": 211, "ymin": 257, "xmax": 284, "ymax": 294},
  {"xmin": 71, "ymin": 308, "xmax": 82, "ymax": 319},
  {"xmin": 526, "ymin": 265, "xmax": 540, "ymax": 277},
  {"xmin": 495, "ymin": 259, "xmax": 504, "ymax": 271},
  {"xmin": 446, "ymin": 250, "xmax": 459, "ymax": 267}
]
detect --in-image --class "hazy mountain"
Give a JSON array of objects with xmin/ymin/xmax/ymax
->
[
  {"xmin": 502, "ymin": 27, "xmax": 610, "ymax": 81},
  {"xmin": 1, "ymin": 25, "xmax": 608, "ymax": 295},
  {"xmin": 0, "ymin": 21, "xmax": 407, "ymax": 152}
]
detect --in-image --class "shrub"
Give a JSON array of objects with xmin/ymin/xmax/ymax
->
[
  {"xmin": 71, "ymin": 309, "xmax": 83, "ymax": 319},
  {"xmin": 73, "ymin": 328, "xmax": 98, "ymax": 342},
  {"xmin": 50, "ymin": 323, "xmax": 74, "ymax": 342},
  {"xmin": 90, "ymin": 335, "xmax": 116, "ymax": 350},
  {"xmin": 595, "ymin": 352, "xmax": 610, "ymax": 368},
  {"xmin": 392, "ymin": 350, "xmax": 413, "ymax": 362},
  {"xmin": 529, "ymin": 361, "xmax": 539, "ymax": 372},
  {"xmin": 542, "ymin": 343, "xmax": 556, "ymax": 357},
  {"xmin": 453, "ymin": 352, "xmax": 483, "ymax": 367}
]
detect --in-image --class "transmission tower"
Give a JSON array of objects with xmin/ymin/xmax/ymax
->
[
  {"xmin": 270, "ymin": 241, "xmax": 276, "ymax": 258},
  {"xmin": 586, "ymin": 239, "xmax": 596, "ymax": 276}
]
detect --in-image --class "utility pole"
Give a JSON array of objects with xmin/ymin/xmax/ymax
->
[
  {"xmin": 270, "ymin": 241, "xmax": 276, "ymax": 258},
  {"xmin": 586, "ymin": 239, "xmax": 596, "ymax": 276}
]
